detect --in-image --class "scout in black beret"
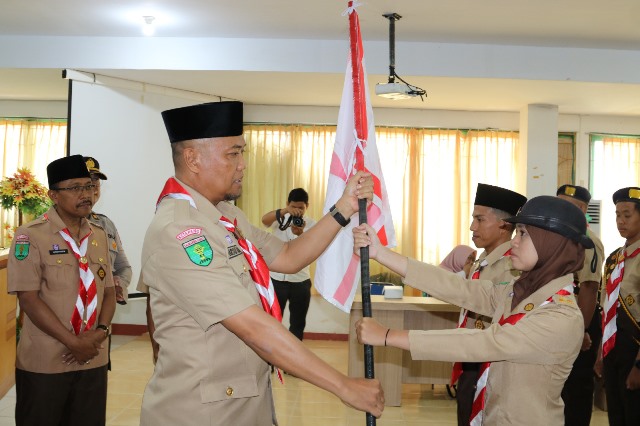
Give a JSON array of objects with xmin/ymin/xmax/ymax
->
[
  {"xmin": 474, "ymin": 183, "xmax": 527, "ymax": 216},
  {"xmin": 161, "ymin": 101, "xmax": 243, "ymax": 143},
  {"xmin": 612, "ymin": 187, "xmax": 640, "ymax": 205},
  {"xmin": 556, "ymin": 184, "xmax": 591, "ymax": 205},
  {"xmin": 47, "ymin": 155, "xmax": 92, "ymax": 188}
]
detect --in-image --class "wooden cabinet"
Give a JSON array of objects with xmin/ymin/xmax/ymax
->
[{"xmin": 0, "ymin": 253, "xmax": 17, "ymax": 398}]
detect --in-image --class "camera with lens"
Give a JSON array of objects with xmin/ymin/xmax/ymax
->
[{"xmin": 291, "ymin": 216, "xmax": 304, "ymax": 227}]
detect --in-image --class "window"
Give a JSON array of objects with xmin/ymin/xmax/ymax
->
[
  {"xmin": 240, "ymin": 125, "xmax": 518, "ymax": 278},
  {"xmin": 1, "ymin": 119, "xmax": 67, "ymax": 247}
]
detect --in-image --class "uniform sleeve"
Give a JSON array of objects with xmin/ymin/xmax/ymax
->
[
  {"xmin": 575, "ymin": 237, "xmax": 604, "ymax": 285},
  {"xmin": 238, "ymin": 211, "xmax": 285, "ymax": 265},
  {"xmin": 408, "ymin": 302, "xmax": 583, "ymax": 364},
  {"xmin": 403, "ymin": 258, "xmax": 502, "ymax": 316},
  {"xmin": 7, "ymin": 227, "xmax": 42, "ymax": 293},
  {"xmin": 136, "ymin": 271, "xmax": 150, "ymax": 294},
  {"xmin": 112, "ymin": 229, "xmax": 132, "ymax": 299},
  {"xmin": 144, "ymin": 222, "xmax": 256, "ymax": 331}
]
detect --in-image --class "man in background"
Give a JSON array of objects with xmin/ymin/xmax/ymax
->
[
  {"xmin": 557, "ymin": 184, "xmax": 604, "ymax": 426},
  {"xmin": 452, "ymin": 183, "xmax": 526, "ymax": 426},
  {"xmin": 261, "ymin": 188, "xmax": 316, "ymax": 340},
  {"xmin": 85, "ymin": 156, "xmax": 132, "ymax": 306},
  {"xmin": 8, "ymin": 154, "xmax": 115, "ymax": 425}
]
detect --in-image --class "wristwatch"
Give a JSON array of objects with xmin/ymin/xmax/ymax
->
[
  {"xmin": 96, "ymin": 324, "xmax": 111, "ymax": 338},
  {"xmin": 329, "ymin": 204, "xmax": 351, "ymax": 227},
  {"xmin": 635, "ymin": 359, "xmax": 640, "ymax": 370}
]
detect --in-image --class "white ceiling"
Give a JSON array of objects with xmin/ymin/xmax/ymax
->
[{"xmin": 1, "ymin": 0, "xmax": 640, "ymax": 115}]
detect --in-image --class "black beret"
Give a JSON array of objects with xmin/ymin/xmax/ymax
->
[
  {"xmin": 612, "ymin": 187, "xmax": 640, "ymax": 205},
  {"xmin": 474, "ymin": 183, "xmax": 527, "ymax": 216},
  {"xmin": 505, "ymin": 195, "xmax": 594, "ymax": 248},
  {"xmin": 161, "ymin": 101, "xmax": 243, "ymax": 143},
  {"xmin": 47, "ymin": 155, "xmax": 91, "ymax": 188},
  {"xmin": 556, "ymin": 184, "xmax": 591, "ymax": 204},
  {"xmin": 83, "ymin": 156, "xmax": 108, "ymax": 180}
]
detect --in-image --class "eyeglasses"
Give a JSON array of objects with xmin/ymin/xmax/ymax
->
[{"xmin": 53, "ymin": 184, "xmax": 97, "ymax": 194}]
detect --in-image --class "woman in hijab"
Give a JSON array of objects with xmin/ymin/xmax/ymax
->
[
  {"xmin": 439, "ymin": 244, "xmax": 477, "ymax": 277},
  {"xmin": 353, "ymin": 196, "xmax": 594, "ymax": 425}
]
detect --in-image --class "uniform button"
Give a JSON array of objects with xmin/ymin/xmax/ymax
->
[
  {"xmin": 243, "ymin": 266, "xmax": 247, "ymax": 272},
  {"xmin": 99, "ymin": 257, "xmax": 104, "ymax": 263},
  {"xmin": 56, "ymin": 259, "xmax": 62, "ymax": 264},
  {"xmin": 226, "ymin": 386, "xmax": 234, "ymax": 396}
]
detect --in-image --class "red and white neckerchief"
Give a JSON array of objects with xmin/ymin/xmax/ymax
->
[
  {"xmin": 469, "ymin": 284, "xmax": 574, "ymax": 426},
  {"xmin": 59, "ymin": 227, "xmax": 97, "ymax": 335},
  {"xmin": 602, "ymin": 247, "xmax": 640, "ymax": 358},
  {"xmin": 157, "ymin": 177, "xmax": 284, "ymax": 382},
  {"xmin": 450, "ymin": 249, "xmax": 511, "ymax": 386}
]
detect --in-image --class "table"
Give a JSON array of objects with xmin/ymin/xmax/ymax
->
[{"xmin": 348, "ymin": 295, "xmax": 459, "ymax": 406}]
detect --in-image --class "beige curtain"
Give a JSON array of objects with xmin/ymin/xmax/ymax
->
[
  {"xmin": 590, "ymin": 134, "xmax": 640, "ymax": 256},
  {"xmin": 1, "ymin": 119, "xmax": 67, "ymax": 247},
  {"xmin": 240, "ymin": 125, "xmax": 519, "ymax": 293}
]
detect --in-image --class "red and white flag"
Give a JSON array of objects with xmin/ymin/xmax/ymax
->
[{"xmin": 314, "ymin": 1, "xmax": 396, "ymax": 313}]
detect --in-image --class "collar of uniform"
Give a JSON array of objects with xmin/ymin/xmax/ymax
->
[
  {"xmin": 508, "ymin": 273, "xmax": 574, "ymax": 314},
  {"xmin": 480, "ymin": 240, "xmax": 513, "ymax": 267},
  {"xmin": 173, "ymin": 177, "xmax": 225, "ymax": 220},
  {"xmin": 625, "ymin": 237, "xmax": 640, "ymax": 255},
  {"xmin": 46, "ymin": 205, "xmax": 92, "ymax": 237}
]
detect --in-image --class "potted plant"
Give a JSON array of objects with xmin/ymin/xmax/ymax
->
[{"xmin": 0, "ymin": 168, "xmax": 52, "ymax": 224}]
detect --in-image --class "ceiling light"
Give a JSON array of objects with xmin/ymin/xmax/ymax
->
[
  {"xmin": 142, "ymin": 16, "xmax": 155, "ymax": 36},
  {"xmin": 375, "ymin": 13, "xmax": 426, "ymax": 101}
]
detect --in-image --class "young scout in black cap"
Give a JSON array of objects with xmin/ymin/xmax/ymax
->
[
  {"xmin": 137, "ymin": 101, "xmax": 384, "ymax": 426},
  {"xmin": 452, "ymin": 183, "xmax": 526, "ymax": 426},
  {"xmin": 556, "ymin": 184, "xmax": 605, "ymax": 426},
  {"xmin": 600, "ymin": 187, "xmax": 640, "ymax": 426},
  {"xmin": 8, "ymin": 154, "xmax": 115, "ymax": 425},
  {"xmin": 353, "ymin": 195, "xmax": 591, "ymax": 425}
]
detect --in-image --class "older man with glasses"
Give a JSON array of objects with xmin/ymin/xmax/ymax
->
[{"xmin": 7, "ymin": 154, "xmax": 116, "ymax": 426}]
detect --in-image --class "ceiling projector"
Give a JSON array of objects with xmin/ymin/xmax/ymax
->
[{"xmin": 375, "ymin": 82, "xmax": 421, "ymax": 100}]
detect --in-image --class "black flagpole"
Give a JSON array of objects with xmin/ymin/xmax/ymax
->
[{"xmin": 358, "ymin": 198, "xmax": 376, "ymax": 426}]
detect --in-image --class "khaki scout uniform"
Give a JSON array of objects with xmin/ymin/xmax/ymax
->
[
  {"xmin": 404, "ymin": 258, "xmax": 583, "ymax": 425},
  {"xmin": 88, "ymin": 212, "xmax": 132, "ymax": 302},
  {"xmin": 7, "ymin": 206, "xmax": 114, "ymax": 373},
  {"xmin": 139, "ymin": 180, "xmax": 285, "ymax": 426},
  {"xmin": 464, "ymin": 240, "xmax": 520, "ymax": 330}
]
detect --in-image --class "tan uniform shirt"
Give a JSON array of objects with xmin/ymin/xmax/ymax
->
[
  {"xmin": 139, "ymin": 180, "xmax": 285, "ymax": 426},
  {"xmin": 88, "ymin": 212, "xmax": 132, "ymax": 302},
  {"xmin": 616, "ymin": 238, "xmax": 640, "ymax": 330},
  {"xmin": 7, "ymin": 206, "xmax": 114, "ymax": 373},
  {"xmin": 404, "ymin": 258, "xmax": 583, "ymax": 425},
  {"xmin": 464, "ymin": 240, "xmax": 520, "ymax": 330}
]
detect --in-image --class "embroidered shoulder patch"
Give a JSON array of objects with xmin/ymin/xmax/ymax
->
[
  {"xmin": 182, "ymin": 236, "xmax": 213, "ymax": 266},
  {"xmin": 176, "ymin": 228, "xmax": 202, "ymax": 241},
  {"xmin": 14, "ymin": 241, "xmax": 30, "ymax": 260}
]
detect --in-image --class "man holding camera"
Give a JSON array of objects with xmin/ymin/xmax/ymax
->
[{"xmin": 261, "ymin": 188, "xmax": 316, "ymax": 340}]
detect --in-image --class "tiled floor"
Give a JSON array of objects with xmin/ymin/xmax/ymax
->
[{"xmin": 0, "ymin": 335, "xmax": 611, "ymax": 425}]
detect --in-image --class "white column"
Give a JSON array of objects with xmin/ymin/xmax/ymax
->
[{"xmin": 517, "ymin": 104, "xmax": 559, "ymax": 198}]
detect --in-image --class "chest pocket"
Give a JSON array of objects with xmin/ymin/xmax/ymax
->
[
  {"xmin": 43, "ymin": 252, "xmax": 77, "ymax": 290},
  {"xmin": 87, "ymin": 252, "xmax": 110, "ymax": 288},
  {"xmin": 228, "ymin": 254, "xmax": 248, "ymax": 280}
]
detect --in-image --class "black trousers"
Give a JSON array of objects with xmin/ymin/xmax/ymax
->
[
  {"xmin": 603, "ymin": 326, "xmax": 640, "ymax": 426},
  {"xmin": 15, "ymin": 365, "xmax": 108, "ymax": 426},
  {"xmin": 455, "ymin": 363, "xmax": 480, "ymax": 426},
  {"xmin": 272, "ymin": 278, "xmax": 311, "ymax": 340},
  {"xmin": 561, "ymin": 309, "xmax": 602, "ymax": 426}
]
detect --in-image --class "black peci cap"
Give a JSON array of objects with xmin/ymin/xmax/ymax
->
[
  {"xmin": 161, "ymin": 101, "xmax": 244, "ymax": 143},
  {"xmin": 474, "ymin": 183, "xmax": 527, "ymax": 216},
  {"xmin": 84, "ymin": 156, "xmax": 108, "ymax": 180},
  {"xmin": 47, "ymin": 155, "xmax": 92, "ymax": 188},
  {"xmin": 612, "ymin": 187, "xmax": 640, "ymax": 205},
  {"xmin": 556, "ymin": 184, "xmax": 591, "ymax": 204},
  {"xmin": 505, "ymin": 195, "xmax": 594, "ymax": 248}
]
